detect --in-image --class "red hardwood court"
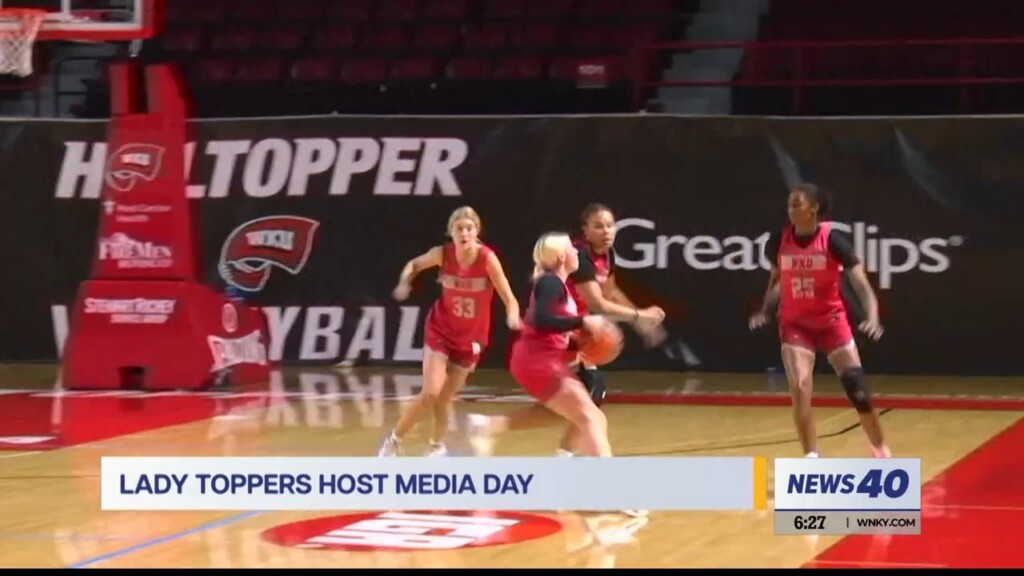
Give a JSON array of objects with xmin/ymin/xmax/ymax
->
[{"xmin": 0, "ymin": 365, "xmax": 1020, "ymax": 568}]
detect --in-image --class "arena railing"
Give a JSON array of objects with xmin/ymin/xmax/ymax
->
[{"xmin": 632, "ymin": 38, "xmax": 1024, "ymax": 113}]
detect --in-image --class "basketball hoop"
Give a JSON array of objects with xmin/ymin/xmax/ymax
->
[{"xmin": 0, "ymin": 9, "xmax": 46, "ymax": 77}]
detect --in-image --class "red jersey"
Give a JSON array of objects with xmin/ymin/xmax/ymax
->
[
  {"xmin": 777, "ymin": 223, "xmax": 847, "ymax": 326},
  {"xmin": 517, "ymin": 272, "xmax": 579, "ymax": 356},
  {"xmin": 567, "ymin": 241, "xmax": 615, "ymax": 315},
  {"xmin": 428, "ymin": 242, "xmax": 495, "ymax": 348}
]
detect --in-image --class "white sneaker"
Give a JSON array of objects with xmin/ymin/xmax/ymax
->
[
  {"xmin": 377, "ymin": 432, "xmax": 402, "ymax": 457},
  {"xmin": 588, "ymin": 515, "xmax": 650, "ymax": 546},
  {"xmin": 871, "ymin": 444, "xmax": 892, "ymax": 458},
  {"xmin": 466, "ymin": 414, "xmax": 495, "ymax": 456},
  {"xmin": 556, "ymin": 449, "xmax": 575, "ymax": 458},
  {"xmin": 425, "ymin": 442, "xmax": 448, "ymax": 457},
  {"xmin": 620, "ymin": 509, "xmax": 649, "ymax": 518},
  {"xmin": 805, "ymin": 451, "xmax": 819, "ymax": 458}
]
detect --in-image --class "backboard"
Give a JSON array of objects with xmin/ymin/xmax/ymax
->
[{"xmin": 0, "ymin": 0, "xmax": 157, "ymax": 41}]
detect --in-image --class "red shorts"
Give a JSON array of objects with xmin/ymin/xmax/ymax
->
[
  {"xmin": 508, "ymin": 344, "xmax": 576, "ymax": 403},
  {"xmin": 424, "ymin": 320, "xmax": 483, "ymax": 369},
  {"xmin": 779, "ymin": 317, "xmax": 854, "ymax": 355}
]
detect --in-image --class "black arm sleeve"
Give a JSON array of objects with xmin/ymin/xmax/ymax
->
[
  {"xmin": 764, "ymin": 232, "xmax": 781, "ymax": 269},
  {"xmin": 828, "ymin": 230, "xmax": 860, "ymax": 268},
  {"xmin": 568, "ymin": 249, "xmax": 598, "ymax": 284},
  {"xmin": 532, "ymin": 275, "xmax": 585, "ymax": 333}
]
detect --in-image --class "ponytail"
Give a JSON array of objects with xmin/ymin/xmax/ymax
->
[{"xmin": 531, "ymin": 264, "xmax": 545, "ymax": 281}]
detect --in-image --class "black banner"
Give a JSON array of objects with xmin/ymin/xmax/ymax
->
[{"xmin": 2, "ymin": 115, "xmax": 1022, "ymax": 376}]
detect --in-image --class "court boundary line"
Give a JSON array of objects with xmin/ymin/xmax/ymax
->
[
  {"xmin": 604, "ymin": 391, "xmax": 1024, "ymax": 411},
  {"xmin": 622, "ymin": 408, "xmax": 889, "ymax": 457},
  {"xmin": 67, "ymin": 511, "xmax": 263, "ymax": 569}
]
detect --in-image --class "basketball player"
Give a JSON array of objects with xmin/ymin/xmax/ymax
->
[
  {"xmin": 463, "ymin": 204, "xmax": 665, "ymax": 458},
  {"xmin": 507, "ymin": 231, "xmax": 648, "ymax": 517},
  {"xmin": 748, "ymin": 183, "xmax": 891, "ymax": 458},
  {"xmin": 378, "ymin": 206, "xmax": 521, "ymax": 457},
  {"xmin": 561, "ymin": 203, "xmax": 665, "ymax": 455}
]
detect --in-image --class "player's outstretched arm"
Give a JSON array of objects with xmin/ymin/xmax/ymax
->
[
  {"xmin": 485, "ymin": 252, "xmax": 521, "ymax": 330},
  {"xmin": 393, "ymin": 246, "xmax": 444, "ymax": 301},
  {"xmin": 572, "ymin": 256, "xmax": 664, "ymax": 325}
]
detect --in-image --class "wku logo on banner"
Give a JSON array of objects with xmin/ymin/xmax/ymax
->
[
  {"xmin": 105, "ymin": 143, "xmax": 165, "ymax": 193},
  {"xmin": 218, "ymin": 216, "xmax": 320, "ymax": 292}
]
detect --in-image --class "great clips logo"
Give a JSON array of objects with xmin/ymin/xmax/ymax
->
[
  {"xmin": 218, "ymin": 216, "xmax": 320, "ymax": 292},
  {"xmin": 613, "ymin": 218, "xmax": 963, "ymax": 289},
  {"xmin": 105, "ymin": 144, "xmax": 165, "ymax": 192}
]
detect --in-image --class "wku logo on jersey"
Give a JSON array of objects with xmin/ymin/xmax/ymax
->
[
  {"xmin": 104, "ymin": 143, "xmax": 165, "ymax": 192},
  {"xmin": 218, "ymin": 216, "xmax": 320, "ymax": 292}
]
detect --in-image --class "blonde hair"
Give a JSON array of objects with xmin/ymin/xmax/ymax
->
[
  {"xmin": 447, "ymin": 206, "xmax": 482, "ymax": 237},
  {"xmin": 531, "ymin": 232, "xmax": 573, "ymax": 280}
]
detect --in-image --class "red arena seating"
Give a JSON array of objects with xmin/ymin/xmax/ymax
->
[
  {"xmin": 144, "ymin": 0, "xmax": 690, "ymax": 117},
  {"xmin": 632, "ymin": 0, "xmax": 1024, "ymax": 116}
]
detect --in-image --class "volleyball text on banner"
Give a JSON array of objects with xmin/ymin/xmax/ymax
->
[
  {"xmin": 773, "ymin": 458, "xmax": 922, "ymax": 535},
  {"xmin": 100, "ymin": 456, "xmax": 769, "ymax": 512}
]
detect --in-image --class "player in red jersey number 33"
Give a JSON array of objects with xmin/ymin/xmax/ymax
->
[{"xmin": 378, "ymin": 206, "xmax": 521, "ymax": 457}]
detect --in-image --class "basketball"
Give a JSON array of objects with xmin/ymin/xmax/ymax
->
[{"xmin": 577, "ymin": 318, "xmax": 624, "ymax": 366}]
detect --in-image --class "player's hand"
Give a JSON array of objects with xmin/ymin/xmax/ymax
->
[
  {"xmin": 582, "ymin": 315, "xmax": 606, "ymax": 335},
  {"xmin": 859, "ymin": 317, "xmax": 884, "ymax": 340},
  {"xmin": 392, "ymin": 282, "xmax": 411, "ymax": 302},
  {"xmin": 748, "ymin": 311, "xmax": 770, "ymax": 331},
  {"xmin": 633, "ymin": 321, "xmax": 667, "ymax": 348},
  {"xmin": 506, "ymin": 313, "xmax": 521, "ymax": 331},
  {"xmin": 636, "ymin": 306, "xmax": 665, "ymax": 324}
]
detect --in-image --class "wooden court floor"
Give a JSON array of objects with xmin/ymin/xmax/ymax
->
[{"xmin": 0, "ymin": 364, "xmax": 1021, "ymax": 568}]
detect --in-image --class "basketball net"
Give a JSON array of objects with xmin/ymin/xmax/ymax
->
[{"xmin": 0, "ymin": 9, "xmax": 45, "ymax": 77}]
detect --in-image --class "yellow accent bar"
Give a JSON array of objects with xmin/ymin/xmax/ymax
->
[{"xmin": 753, "ymin": 457, "xmax": 768, "ymax": 510}]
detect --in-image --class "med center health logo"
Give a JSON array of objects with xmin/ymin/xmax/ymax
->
[{"xmin": 218, "ymin": 216, "xmax": 320, "ymax": 292}]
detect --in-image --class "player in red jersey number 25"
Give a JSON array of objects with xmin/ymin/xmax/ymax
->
[
  {"xmin": 749, "ymin": 183, "xmax": 891, "ymax": 459},
  {"xmin": 378, "ymin": 206, "xmax": 521, "ymax": 457}
]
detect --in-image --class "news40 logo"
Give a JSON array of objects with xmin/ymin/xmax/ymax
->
[{"xmin": 773, "ymin": 458, "xmax": 922, "ymax": 512}]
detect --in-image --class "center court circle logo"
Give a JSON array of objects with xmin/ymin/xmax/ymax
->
[{"xmin": 260, "ymin": 511, "xmax": 563, "ymax": 551}]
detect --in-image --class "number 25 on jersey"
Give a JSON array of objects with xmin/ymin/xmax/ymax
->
[{"xmin": 790, "ymin": 277, "xmax": 815, "ymax": 299}]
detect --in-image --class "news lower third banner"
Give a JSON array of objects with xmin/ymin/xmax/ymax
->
[
  {"xmin": 101, "ymin": 456, "xmax": 770, "ymax": 512},
  {"xmin": 773, "ymin": 458, "xmax": 923, "ymax": 535}
]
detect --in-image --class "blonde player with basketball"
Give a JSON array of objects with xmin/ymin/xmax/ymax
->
[
  {"xmin": 378, "ymin": 206, "xmax": 520, "ymax": 457},
  {"xmin": 504, "ymin": 232, "xmax": 648, "ymax": 517},
  {"xmin": 505, "ymin": 232, "xmax": 638, "ymax": 455}
]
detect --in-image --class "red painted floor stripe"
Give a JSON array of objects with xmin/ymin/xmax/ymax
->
[
  {"xmin": 605, "ymin": 392, "xmax": 1024, "ymax": 411},
  {"xmin": 806, "ymin": 417, "xmax": 1024, "ymax": 569}
]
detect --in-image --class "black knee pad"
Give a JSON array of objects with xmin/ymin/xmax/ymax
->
[
  {"xmin": 840, "ymin": 367, "xmax": 872, "ymax": 413},
  {"xmin": 577, "ymin": 366, "xmax": 607, "ymax": 407}
]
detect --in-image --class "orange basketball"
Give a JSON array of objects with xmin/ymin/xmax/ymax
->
[{"xmin": 577, "ymin": 318, "xmax": 624, "ymax": 366}]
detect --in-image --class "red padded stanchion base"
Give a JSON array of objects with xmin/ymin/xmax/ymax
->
[{"xmin": 61, "ymin": 279, "xmax": 271, "ymax": 391}]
